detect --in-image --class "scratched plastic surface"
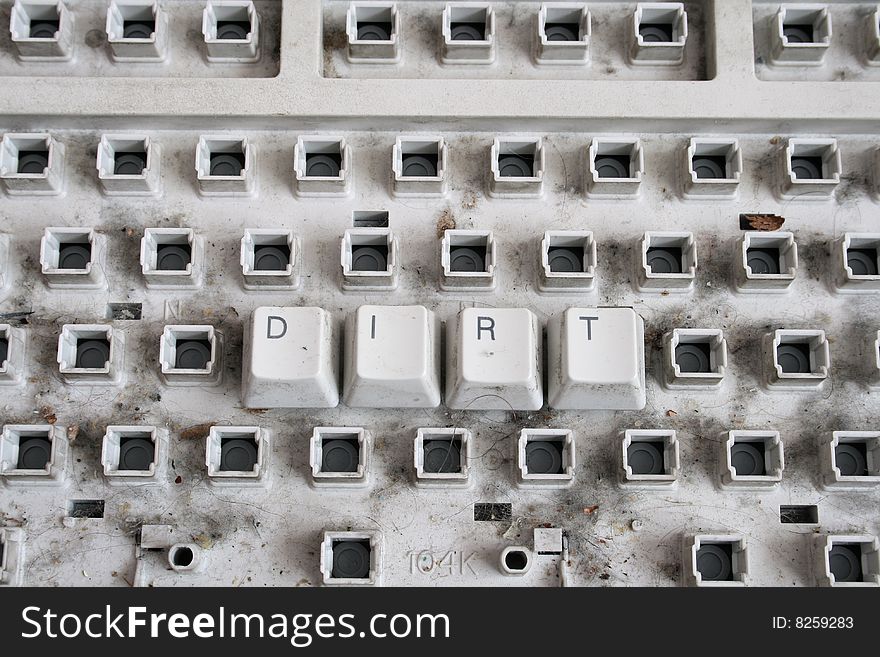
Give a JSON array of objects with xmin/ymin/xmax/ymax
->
[{"xmin": 0, "ymin": 0, "xmax": 878, "ymax": 587}]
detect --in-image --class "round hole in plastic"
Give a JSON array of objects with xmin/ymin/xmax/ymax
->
[
  {"xmin": 691, "ymin": 157, "xmax": 725, "ymax": 179},
  {"xmin": 504, "ymin": 550, "xmax": 529, "ymax": 571},
  {"xmin": 171, "ymin": 546, "xmax": 194, "ymax": 567}
]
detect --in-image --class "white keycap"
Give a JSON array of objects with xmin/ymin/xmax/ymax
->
[
  {"xmin": 446, "ymin": 308, "xmax": 543, "ymax": 411},
  {"xmin": 343, "ymin": 305, "xmax": 441, "ymax": 408},
  {"xmin": 241, "ymin": 307, "xmax": 338, "ymax": 408},
  {"xmin": 548, "ymin": 307, "xmax": 646, "ymax": 410}
]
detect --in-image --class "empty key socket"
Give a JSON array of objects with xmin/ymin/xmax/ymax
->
[
  {"xmin": 682, "ymin": 138, "xmax": 742, "ymax": 199},
  {"xmin": 309, "ymin": 427, "xmax": 371, "ymax": 488},
  {"xmin": 628, "ymin": 2, "xmax": 688, "ymax": 65},
  {"xmin": 240, "ymin": 229, "xmax": 300, "ymax": 290},
  {"xmin": 821, "ymin": 431, "xmax": 880, "ymax": 490},
  {"xmin": 10, "ymin": 1, "xmax": 74, "ymax": 61},
  {"xmin": 140, "ymin": 227, "xmax": 204, "ymax": 289},
  {"xmin": 346, "ymin": 2, "xmax": 400, "ymax": 63},
  {"xmin": 662, "ymin": 328, "xmax": 727, "ymax": 389},
  {"xmin": 638, "ymin": 231, "xmax": 697, "ymax": 292},
  {"xmin": 764, "ymin": 328, "xmax": 830, "ymax": 389},
  {"xmin": 538, "ymin": 230, "xmax": 596, "ymax": 293},
  {"xmin": 205, "ymin": 425, "xmax": 269, "ymax": 487},
  {"xmin": 40, "ymin": 227, "xmax": 106, "ymax": 289},
  {"xmin": 341, "ymin": 227, "xmax": 399, "ymax": 291},
  {"xmin": 320, "ymin": 530, "xmax": 383, "ymax": 586},
  {"xmin": 719, "ymin": 430, "xmax": 784, "ymax": 489},
  {"xmin": 780, "ymin": 138, "xmax": 840, "ymax": 199},
  {"xmin": 587, "ymin": 138, "xmax": 644, "ymax": 198},
  {"xmin": 489, "ymin": 138, "xmax": 544, "ymax": 198},
  {"xmin": 683, "ymin": 534, "xmax": 749, "ymax": 587},
  {"xmin": 0, "ymin": 424, "xmax": 67, "ymax": 486},
  {"xmin": 441, "ymin": 2, "xmax": 495, "ymax": 64},
  {"xmin": 57, "ymin": 324, "xmax": 124, "ymax": 385},
  {"xmin": 0, "ymin": 133, "xmax": 64, "ymax": 195},
  {"xmin": 159, "ymin": 325, "xmax": 223, "ymax": 386},
  {"xmin": 101, "ymin": 425, "xmax": 166, "ymax": 484},
  {"xmin": 770, "ymin": 4, "xmax": 832, "ymax": 66},
  {"xmin": 620, "ymin": 429, "xmax": 680, "ymax": 488},
  {"xmin": 440, "ymin": 229, "xmax": 496, "ymax": 291},
  {"xmin": 736, "ymin": 231, "xmax": 798, "ymax": 292},
  {"xmin": 202, "ymin": 0, "xmax": 260, "ymax": 62},
  {"xmin": 834, "ymin": 233, "xmax": 880, "ymax": 293},
  {"xmin": 0, "ymin": 324, "xmax": 27, "ymax": 386},
  {"xmin": 535, "ymin": 3, "xmax": 590, "ymax": 64},
  {"xmin": 195, "ymin": 136, "xmax": 255, "ymax": 197},
  {"xmin": 96, "ymin": 135, "xmax": 161, "ymax": 196},
  {"xmin": 392, "ymin": 136, "xmax": 447, "ymax": 196},
  {"xmin": 516, "ymin": 429, "xmax": 575, "ymax": 488},
  {"xmin": 813, "ymin": 534, "xmax": 880, "ymax": 587},
  {"xmin": 294, "ymin": 136, "xmax": 352, "ymax": 197},
  {"xmin": 106, "ymin": 1, "xmax": 167, "ymax": 61},
  {"xmin": 414, "ymin": 427, "xmax": 471, "ymax": 488}
]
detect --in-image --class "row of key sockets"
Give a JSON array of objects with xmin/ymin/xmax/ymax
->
[
  {"xmin": 0, "ymin": 132, "xmax": 871, "ymax": 199},
  {"xmin": 0, "ymin": 422, "xmax": 877, "ymax": 492},
  {"xmin": 8, "ymin": 1, "xmax": 880, "ymax": 69},
  {"xmin": 8, "ymin": 0, "xmax": 262, "ymax": 63},
  {"xmin": 1, "ymin": 224, "xmax": 879, "ymax": 294},
  {"xmin": 0, "ymin": 422, "xmax": 877, "ymax": 585}
]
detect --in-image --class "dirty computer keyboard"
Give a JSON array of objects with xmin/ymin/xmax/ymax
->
[{"xmin": 0, "ymin": 0, "xmax": 879, "ymax": 589}]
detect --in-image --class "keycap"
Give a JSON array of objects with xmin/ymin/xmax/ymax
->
[
  {"xmin": 342, "ymin": 305, "xmax": 441, "ymax": 408},
  {"xmin": 446, "ymin": 307, "xmax": 543, "ymax": 411},
  {"xmin": 241, "ymin": 307, "xmax": 338, "ymax": 408},
  {"xmin": 547, "ymin": 307, "xmax": 646, "ymax": 410}
]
